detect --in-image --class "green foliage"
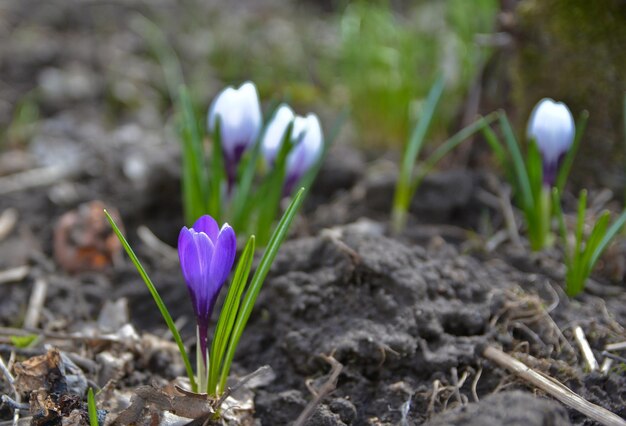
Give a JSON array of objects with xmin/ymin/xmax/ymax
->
[
  {"xmin": 339, "ymin": 0, "xmax": 497, "ymax": 147},
  {"xmin": 553, "ymin": 189, "xmax": 626, "ymax": 296},
  {"xmin": 87, "ymin": 388, "xmax": 99, "ymax": 426},
  {"xmin": 391, "ymin": 78, "xmax": 500, "ymax": 232}
]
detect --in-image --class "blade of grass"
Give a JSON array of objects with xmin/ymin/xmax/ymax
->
[
  {"xmin": 590, "ymin": 208, "xmax": 626, "ymax": 269},
  {"xmin": 556, "ymin": 110, "xmax": 589, "ymax": 194},
  {"xmin": 499, "ymin": 112, "xmax": 534, "ymax": 213},
  {"xmin": 481, "ymin": 123, "xmax": 507, "ymax": 167},
  {"xmin": 552, "ymin": 188, "xmax": 570, "ymax": 264},
  {"xmin": 208, "ymin": 236, "xmax": 256, "ymax": 395},
  {"xmin": 87, "ymin": 388, "xmax": 99, "ymax": 426},
  {"xmin": 391, "ymin": 75, "xmax": 445, "ymax": 232},
  {"xmin": 218, "ymin": 187, "xmax": 306, "ymax": 393},
  {"xmin": 179, "ymin": 86, "xmax": 209, "ymax": 225},
  {"xmin": 208, "ymin": 117, "xmax": 225, "ymax": 220},
  {"xmin": 411, "ymin": 112, "xmax": 500, "ymax": 192},
  {"xmin": 104, "ymin": 210, "xmax": 197, "ymax": 392}
]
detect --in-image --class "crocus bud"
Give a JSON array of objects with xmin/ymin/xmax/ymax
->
[
  {"xmin": 208, "ymin": 82, "xmax": 262, "ymax": 186},
  {"xmin": 527, "ymin": 98, "xmax": 575, "ymax": 186},
  {"xmin": 262, "ymin": 104, "xmax": 323, "ymax": 195},
  {"xmin": 178, "ymin": 215, "xmax": 236, "ymax": 360}
]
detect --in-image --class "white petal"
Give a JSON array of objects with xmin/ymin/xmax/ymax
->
[
  {"xmin": 287, "ymin": 113, "xmax": 323, "ymax": 175},
  {"xmin": 207, "ymin": 82, "xmax": 262, "ymax": 158},
  {"xmin": 262, "ymin": 104, "xmax": 295, "ymax": 163},
  {"xmin": 527, "ymin": 98, "xmax": 575, "ymax": 165}
]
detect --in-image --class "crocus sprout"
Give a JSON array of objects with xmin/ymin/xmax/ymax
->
[
  {"xmin": 262, "ymin": 104, "xmax": 323, "ymax": 195},
  {"xmin": 527, "ymin": 98, "xmax": 575, "ymax": 187},
  {"xmin": 178, "ymin": 215, "xmax": 236, "ymax": 368},
  {"xmin": 208, "ymin": 81, "xmax": 262, "ymax": 187}
]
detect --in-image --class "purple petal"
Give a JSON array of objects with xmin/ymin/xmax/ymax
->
[
  {"xmin": 177, "ymin": 227, "xmax": 194, "ymax": 284},
  {"xmin": 180, "ymin": 231, "xmax": 214, "ymax": 319},
  {"xmin": 192, "ymin": 215, "xmax": 220, "ymax": 243},
  {"xmin": 208, "ymin": 224, "xmax": 237, "ymax": 290}
]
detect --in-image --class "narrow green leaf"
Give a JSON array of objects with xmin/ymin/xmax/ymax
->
[
  {"xmin": 87, "ymin": 388, "xmax": 99, "ymax": 426},
  {"xmin": 556, "ymin": 110, "xmax": 589, "ymax": 194},
  {"xmin": 590, "ymin": 208, "xmax": 626, "ymax": 269},
  {"xmin": 552, "ymin": 188, "xmax": 570, "ymax": 264},
  {"xmin": 581, "ymin": 212, "xmax": 610, "ymax": 277},
  {"xmin": 218, "ymin": 187, "xmax": 306, "ymax": 393},
  {"xmin": 179, "ymin": 86, "xmax": 208, "ymax": 225},
  {"xmin": 391, "ymin": 75, "xmax": 445, "ymax": 232},
  {"xmin": 481, "ymin": 123, "xmax": 507, "ymax": 167},
  {"xmin": 499, "ymin": 112, "xmax": 534, "ymax": 213},
  {"xmin": 208, "ymin": 117, "xmax": 225, "ymax": 220},
  {"xmin": 411, "ymin": 112, "xmax": 500, "ymax": 192},
  {"xmin": 208, "ymin": 236, "xmax": 256, "ymax": 395},
  {"xmin": 104, "ymin": 210, "xmax": 197, "ymax": 392}
]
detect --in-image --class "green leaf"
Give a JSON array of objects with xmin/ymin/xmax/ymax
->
[
  {"xmin": 552, "ymin": 188, "xmax": 570, "ymax": 264},
  {"xmin": 590, "ymin": 208, "xmax": 626, "ymax": 269},
  {"xmin": 499, "ymin": 112, "xmax": 534, "ymax": 213},
  {"xmin": 411, "ymin": 112, "xmax": 500, "ymax": 192},
  {"xmin": 391, "ymin": 75, "xmax": 445, "ymax": 233},
  {"xmin": 104, "ymin": 210, "xmax": 197, "ymax": 392},
  {"xmin": 208, "ymin": 236, "xmax": 256, "ymax": 395},
  {"xmin": 10, "ymin": 334, "xmax": 38, "ymax": 348},
  {"xmin": 218, "ymin": 187, "xmax": 306, "ymax": 394},
  {"xmin": 208, "ymin": 117, "xmax": 225, "ymax": 220},
  {"xmin": 179, "ymin": 86, "xmax": 209, "ymax": 225},
  {"xmin": 87, "ymin": 388, "xmax": 99, "ymax": 426},
  {"xmin": 481, "ymin": 123, "xmax": 507, "ymax": 167}
]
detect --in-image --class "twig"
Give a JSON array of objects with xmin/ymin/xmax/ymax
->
[
  {"xmin": 0, "ymin": 354, "xmax": 21, "ymax": 426},
  {"xmin": 0, "ymin": 266, "xmax": 30, "ymax": 285},
  {"xmin": 470, "ymin": 367, "xmax": 482, "ymax": 402},
  {"xmin": 0, "ymin": 208, "xmax": 18, "ymax": 241},
  {"xmin": 600, "ymin": 358, "xmax": 613, "ymax": 375},
  {"xmin": 574, "ymin": 326, "xmax": 599, "ymax": 372},
  {"xmin": 605, "ymin": 341, "xmax": 626, "ymax": 352},
  {"xmin": 23, "ymin": 277, "xmax": 48, "ymax": 329},
  {"xmin": 483, "ymin": 345, "xmax": 626, "ymax": 426},
  {"xmin": 450, "ymin": 367, "xmax": 464, "ymax": 407},
  {"xmin": 137, "ymin": 225, "xmax": 178, "ymax": 263},
  {"xmin": 0, "ymin": 165, "xmax": 77, "ymax": 195},
  {"xmin": 294, "ymin": 355, "xmax": 343, "ymax": 426}
]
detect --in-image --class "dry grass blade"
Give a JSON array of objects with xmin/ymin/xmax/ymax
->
[{"xmin": 483, "ymin": 345, "xmax": 626, "ymax": 426}]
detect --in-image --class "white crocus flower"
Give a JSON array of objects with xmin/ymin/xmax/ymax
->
[
  {"xmin": 262, "ymin": 104, "xmax": 323, "ymax": 195},
  {"xmin": 527, "ymin": 98, "xmax": 575, "ymax": 186},
  {"xmin": 208, "ymin": 81, "xmax": 262, "ymax": 184}
]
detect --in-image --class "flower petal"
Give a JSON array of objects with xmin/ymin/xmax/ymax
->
[
  {"xmin": 177, "ymin": 227, "xmax": 194, "ymax": 284},
  {"xmin": 208, "ymin": 223, "xmax": 237, "ymax": 291},
  {"xmin": 527, "ymin": 98, "xmax": 575, "ymax": 166},
  {"xmin": 262, "ymin": 104, "xmax": 295, "ymax": 164},
  {"xmin": 287, "ymin": 113, "xmax": 323, "ymax": 180},
  {"xmin": 192, "ymin": 215, "xmax": 220, "ymax": 243},
  {"xmin": 208, "ymin": 82, "xmax": 262, "ymax": 161}
]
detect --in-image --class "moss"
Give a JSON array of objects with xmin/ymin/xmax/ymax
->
[{"xmin": 511, "ymin": 0, "xmax": 626, "ymax": 190}]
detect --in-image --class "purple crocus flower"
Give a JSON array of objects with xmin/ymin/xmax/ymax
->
[
  {"xmin": 262, "ymin": 104, "xmax": 323, "ymax": 195},
  {"xmin": 527, "ymin": 98, "xmax": 575, "ymax": 186},
  {"xmin": 208, "ymin": 82, "xmax": 262, "ymax": 190},
  {"xmin": 178, "ymin": 215, "xmax": 236, "ymax": 361}
]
